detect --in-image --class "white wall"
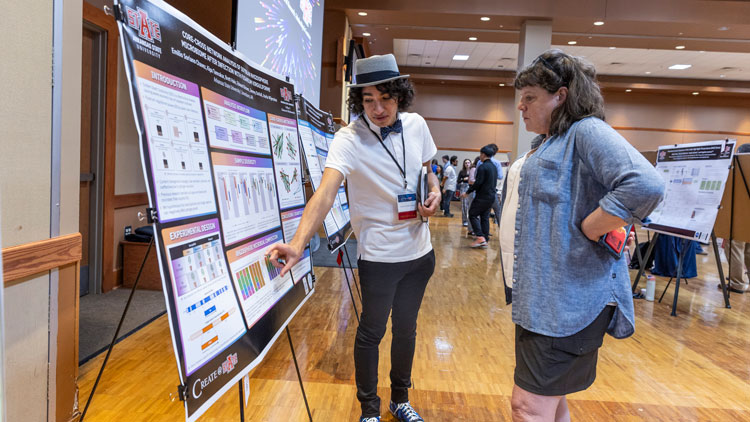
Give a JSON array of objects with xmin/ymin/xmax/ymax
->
[
  {"xmin": 412, "ymin": 82, "xmax": 750, "ymax": 155},
  {"xmin": 0, "ymin": 0, "xmax": 54, "ymax": 420}
]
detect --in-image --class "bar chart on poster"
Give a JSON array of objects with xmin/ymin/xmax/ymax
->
[{"xmin": 211, "ymin": 152, "xmax": 281, "ymax": 246}]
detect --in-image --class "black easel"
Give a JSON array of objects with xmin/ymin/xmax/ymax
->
[
  {"xmin": 342, "ymin": 245, "xmax": 362, "ymax": 301},
  {"xmin": 331, "ymin": 245, "xmax": 360, "ymax": 323},
  {"xmin": 234, "ymin": 327, "xmax": 312, "ymax": 422},
  {"xmin": 239, "ymin": 380, "xmax": 246, "ymax": 421},
  {"xmin": 80, "ymin": 210, "xmax": 157, "ymax": 422},
  {"xmin": 287, "ymin": 327, "xmax": 314, "ymax": 422},
  {"xmin": 631, "ymin": 229, "xmax": 731, "ymax": 316}
]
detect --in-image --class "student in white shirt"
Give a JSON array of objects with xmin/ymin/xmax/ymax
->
[{"xmin": 268, "ymin": 54, "xmax": 440, "ymax": 422}]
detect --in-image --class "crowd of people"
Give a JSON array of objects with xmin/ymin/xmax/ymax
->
[{"xmin": 432, "ymin": 144, "xmax": 506, "ymax": 249}]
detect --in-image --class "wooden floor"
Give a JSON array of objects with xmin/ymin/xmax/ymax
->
[{"xmin": 78, "ymin": 216, "xmax": 750, "ymax": 421}]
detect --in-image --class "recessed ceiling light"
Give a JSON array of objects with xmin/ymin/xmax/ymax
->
[
  {"xmin": 678, "ymin": 32, "xmax": 683, "ymax": 36},
  {"xmin": 692, "ymin": 92, "xmax": 700, "ymax": 95},
  {"xmin": 469, "ymin": 37, "xmax": 477, "ymax": 41},
  {"xmin": 385, "ymin": 27, "xmax": 389, "ymax": 30},
  {"xmin": 720, "ymin": 74, "xmax": 726, "ymax": 78},
  {"xmin": 453, "ymin": 54, "xmax": 470, "ymax": 61},
  {"xmin": 594, "ymin": 21, "xmax": 604, "ymax": 26},
  {"xmin": 499, "ymin": 25, "xmax": 504, "ymax": 28},
  {"xmin": 675, "ymin": 45, "xmax": 686, "ymax": 49},
  {"xmin": 568, "ymin": 41, "xmax": 577, "ymax": 45},
  {"xmin": 669, "ymin": 64, "xmax": 692, "ymax": 70},
  {"xmin": 625, "ymin": 89, "xmax": 632, "ymax": 92},
  {"xmin": 498, "ymin": 83, "xmax": 505, "ymax": 86},
  {"xmin": 358, "ymin": 11, "xmax": 368, "ymax": 16},
  {"xmin": 699, "ymin": 50, "xmax": 705, "ymax": 53},
  {"xmin": 609, "ymin": 46, "xmax": 616, "ymax": 50},
  {"xmin": 362, "ymin": 32, "xmax": 371, "ymax": 37},
  {"xmin": 481, "ymin": 17, "xmax": 490, "ymax": 21},
  {"xmin": 645, "ymin": 71, "xmax": 651, "ymax": 74},
  {"xmin": 718, "ymin": 26, "xmax": 729, "ymax": 31}
]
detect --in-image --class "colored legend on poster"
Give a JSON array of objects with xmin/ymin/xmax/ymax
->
[
  {"xmin": 226, "ymin": 229, "xmax": 294, "ymax": 328},
  {"xmin": 162, "ymin": 219, "xmax": 246, "ymax": 375},
  {"xmin": 201, "ymin": 88, "xmax": 271, "ymax": 156}
]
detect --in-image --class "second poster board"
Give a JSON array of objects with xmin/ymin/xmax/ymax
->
[{"xmin": 296, "ymin": 95, "xmax": 352, "ymax": 251}]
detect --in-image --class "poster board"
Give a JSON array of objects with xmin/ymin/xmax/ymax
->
[
  {"xmin": 714, "ymin": 154, "xmax": 750, "ymax": 243},
  {"xmin": 295, "ymin": 95, "xmax": 352, "ymax": 251},
  {"xmin": 644, "ymin": 139, "xmax": 735, "ymax": 243},
  {"xmin": 115, "ymin": 0, "xmax": 313, "ymax": 419}
]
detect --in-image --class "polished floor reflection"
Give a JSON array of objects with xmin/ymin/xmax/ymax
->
[{"xmin": 78, "ymin": 217, "xmax": 750, "ymax": 421}]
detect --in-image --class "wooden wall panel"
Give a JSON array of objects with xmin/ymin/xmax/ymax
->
[{"xmin": 2, "ymin": 233, "xmax": 82, "ymax": 286}]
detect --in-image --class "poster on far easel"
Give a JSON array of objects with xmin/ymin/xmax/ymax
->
[{"xmin": 645, "ymin": 139, "xmax": 735, "ymax": 243}]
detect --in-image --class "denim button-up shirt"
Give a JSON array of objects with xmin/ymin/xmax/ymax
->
[{"xmin": 512, "ymin": 117, "xmax": 665, "ymax": 339}]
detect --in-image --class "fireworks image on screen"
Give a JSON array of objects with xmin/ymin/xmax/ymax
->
[{"xmin": 255, "ymin": 0, "xmax": 321, "ymax": 99}]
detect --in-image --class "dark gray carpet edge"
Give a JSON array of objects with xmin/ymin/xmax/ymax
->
[{"xmin": 311, "ymin": 238, "xmax": 358, "ymax": 268}]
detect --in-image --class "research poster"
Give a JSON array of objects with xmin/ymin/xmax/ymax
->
[
  {"xmin": 296, "ymin": 96, "xmax": 352, "ymax": 251},
  {"xmin": 116, "ymin": 0, "xmax": 312, "ymax": 420},
  {"xmin": 646, "ymin": 139, "xmax": 735, "ymax": 243}
]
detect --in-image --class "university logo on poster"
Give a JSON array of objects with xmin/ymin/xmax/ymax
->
[{"xmin": 126, "ymin": 6, "xmax": 162, "ymax": 43}]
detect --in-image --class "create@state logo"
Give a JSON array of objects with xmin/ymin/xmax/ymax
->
[
  {"xmin": 126, "ymin": 6, "xmax": 162, "ymax": 43},
  {"xmin": 280, "ymin": 87, "xmax": 293, "ymax": 102},
  {"xmin": 191, "ymin": 353, "xmax": 239, "ymax": 399}
]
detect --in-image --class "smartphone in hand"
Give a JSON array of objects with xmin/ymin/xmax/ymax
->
[{"xmin": 599, "ymin": 225, "xmax": 633, "ymax": 259}]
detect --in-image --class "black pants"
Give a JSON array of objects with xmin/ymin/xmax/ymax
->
[
  {"xmin": 442, "ymin": 190, "xmax": 454, "ymax": 215},
  {"xmin": 469, "ymin": 198, "xmax": 493, "ymax": 238},
  {"xmin": 355, "ymin": 250, "xmax": 435, "ymax": 417}
]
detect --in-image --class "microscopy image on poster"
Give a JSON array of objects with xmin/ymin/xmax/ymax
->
[
  {"xmin": 268, "ymin": 114, "xmax": 305, "ymax": 209},
  {"xmin": 162, "ymin": 219, "xmax": 247, "ymax": 376},
  {"xmin": 225, "ymin": 230, "xmax": 294, "ymax": 328},
  {"xmin": 134, "ymin": 61, "xmax": 216, "ymax": 222},
  {"xmin": 201, "ymin": 88, "xmax": 271, "ymax": 156},
  {"xmin": 211, "ymin": 152, "xmax": 281, "ymax": 246}
]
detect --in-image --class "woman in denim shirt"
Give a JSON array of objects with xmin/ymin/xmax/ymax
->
[{"xmin": 507, "ymin": 50, "xmax": 665, "ymax": 421}]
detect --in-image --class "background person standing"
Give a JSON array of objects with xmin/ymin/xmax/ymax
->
[{"xmin": 462, "ymin": 145, "xmax": 497, "ymax": 248}]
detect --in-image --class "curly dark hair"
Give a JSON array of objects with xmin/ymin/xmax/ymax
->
[{"xmin": 347, "ymin": 78, "xmax": 415, "ymax": 116}]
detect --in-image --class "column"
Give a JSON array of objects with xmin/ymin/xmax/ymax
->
[{"xmin": 511, "ymin": 20, "xmax": 552, "ymax": 161}]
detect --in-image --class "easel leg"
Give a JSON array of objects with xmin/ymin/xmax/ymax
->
[
  {"xmin": 632, "ymin": 232, "xmax": 660, "ymax": 292},
  {"xmin": 711, "ymin": 232, "xmax": 731, "ymax": 308},
  {"xmin": 670, "ymin": 238, "xmax": 689, "ymax": 317},
  {"xmin": 339, "ymin": 251, "xmax": 361, "ymax": 323},
  {"xmin": 239, "ymin": 380, "xmax": 245, "ymax": 422},
  {"xmin": 80, "ymin": 237, "xmax": 154, "ymax": 422},
  {"xmin": 286, "ymin": 327, "xmax": 313, "ymax": 422},
  {"xmin": 342, "ymin": 246, "xmax": 362, "ymax": 301}
]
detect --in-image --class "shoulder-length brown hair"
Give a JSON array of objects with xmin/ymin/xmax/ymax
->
[{"xmin": 514, "ymin": 49, "xmax": 605, "ymax": 137}]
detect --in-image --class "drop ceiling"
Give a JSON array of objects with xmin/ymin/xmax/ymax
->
[{"xmin": 394, "ymin": 39, "xmax": 750, "ymax": 81}]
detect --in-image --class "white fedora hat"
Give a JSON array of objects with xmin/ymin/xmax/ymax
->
[{"xmin": 349, "ymin": 54, "xmax": 410, "ymax": 88}]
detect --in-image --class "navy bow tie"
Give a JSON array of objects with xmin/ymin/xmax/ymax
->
[{"xmin": 380, "ymin": 119, "xmax": 402, "ymax": 139}]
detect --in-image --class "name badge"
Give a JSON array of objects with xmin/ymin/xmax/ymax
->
[{"xmin": 397, "ymin": 190, "xmax": 417, "ymax": 220}]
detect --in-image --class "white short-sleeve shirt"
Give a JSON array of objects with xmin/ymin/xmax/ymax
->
[{"xmin": 325, "ymin": 112, "xmax": 437, "ymax": 262}]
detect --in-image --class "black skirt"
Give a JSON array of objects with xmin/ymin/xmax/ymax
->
[{"xmin": 514, "ymin": 305, "xmax": 615, "ymax": 396}]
